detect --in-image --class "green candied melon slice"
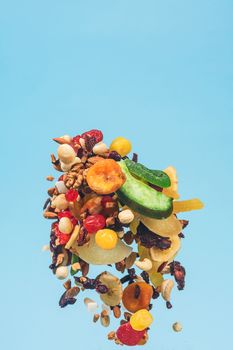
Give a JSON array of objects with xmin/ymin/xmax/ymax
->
[
  {"xmin": 124, "ymin": 159, "xmax": 171, "ymax": 188},
  {"xmin": 117, "ymin": 161, "xmax": 173, "ymax": 219}
]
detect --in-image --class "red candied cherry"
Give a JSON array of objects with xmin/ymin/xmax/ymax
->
[
  {"xmin": 58, "ymin": 211, "xmax": 73, "ymax": 219},
  {"xmin": 81, "ymin": 129, "xmax": 103, "ymax": 143},
  {"xmin": 116, "ymin": 322, "xmax": 145, "ymax": 346},
  {"xmin": 65, "ymin": 189, "xmax": 79, "ymax": 202},
  {"xmin": 83, "ymin": 214, "xmax": 106, "ymax": 234}
]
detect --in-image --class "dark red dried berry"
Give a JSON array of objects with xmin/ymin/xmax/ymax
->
[
  {"xmin": 81, "ymin": 129, "xmax": 103, "ymax": 143},
  {"xmin": 108, "ymin": 151, "xmax": 121, "ymax": 161}
]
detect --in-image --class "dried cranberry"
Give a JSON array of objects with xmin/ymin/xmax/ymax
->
[
  {"xmin": 101, "ymin": 196, "xmax": 114, "ymax": 208},
  {"xmin": 83, "ymin": 214, "xmax": 106, "ymax": 233},
  {"xmin": 108, "ymin": 151, "xmax": 121, "ymax": 161},
  {"xmin": 54, "ymin": 224, "xmax": 70, "ymax": 245},
  {"xmin": 65, "ymin": 189, "xmax": 79, "ymax": 202},
  {"xmin": 58, "ymin": 211, "xmax": 73, "ymax": 219},
  {"xmin": 116, "ymin": 322, "xmax": 145, "ymax": 346},
  {"xmin": 72, "ymin": 135, "xmax": 81, "ymax": 147},
  {"xmin": 95, "ymin": 284, "xmax": 109, "ymax": 294},
  {"xmin": 81, "ymin": 129, "xmax": 103, "ymax": 143}
]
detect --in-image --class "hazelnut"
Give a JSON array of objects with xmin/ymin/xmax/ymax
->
[
  {"xmin": 51, "ymin": 194, "xmax": 69, "ymax": 210},
  {"xmin": 58, "ymin": 217, "xmax": 73, "ymax": 234},
  {"xmin": 55, "ymin": 266, "xmax": 69, "ymax": 280}
]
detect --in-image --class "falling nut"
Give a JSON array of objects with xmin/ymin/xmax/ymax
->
[
  {"xmin": 60, "ymin": 157, "xmax": 81, "ymax": 172},
  {"xmin": 46, "ymin": 175, "xmax": 54, "ymax": 181},
  {"xmin": 160, "ymin": 279, "xmax": 174, "ymax": 302},
  {"xmin": 41, "ymin": 244, "xmax": 50, "ymax": 251},
  {"xmin": 101, "ymin": 313, "xmax": 110, "ymax": 327},
  {"xmin": 135, "ymin": 258, "xmax": 153, "ymax": 272},
  {"xmin": 65, "ymin": 225, "xmax": 80, "ymax": 250},
  {"xmin": 58, "ymin": 217, "xmax": 73, "ymax": 234},
  {"xmin": 93, "ymin": 142, "xmax": 108, "ymax": 155},
  {"xmin": 84, "ymin": 298, "xmax": 98, "ymax": 313},
  {"xmin": 43, "ymin": 211, "xmax": 58, "ymax": 219},
  {"xmin": 57, "ymin": 144, "xmax": 76, "ymax": 164},
  {"xmin": 55, "ymin": 181, "xmax": 68, "ymax": 194},
  {"xmin": 118, "ymin": 209, "xmax": 134, "ymax": 224},
  {"xmin": 107, "ymin": 331, "xmax": 116, "ymax": 340},
  {"xmin": 55, "ymin": 266, "xmax": 69, "ymax": 280},
  {"xmin": 173, "ymin": 322, "xmax": 182, "ymax": 332},
  {"xmin": 51, "ymin": 194, "xmax": 69, "ymax": 210},
  {"xmin": 93, "ymin": 314, "xmax": 100, "ymax": 323}
]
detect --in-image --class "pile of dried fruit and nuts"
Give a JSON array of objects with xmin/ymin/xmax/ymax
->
[{"xmin": 43, "ymin": 129, "xmax": 203, "ymax": 346}]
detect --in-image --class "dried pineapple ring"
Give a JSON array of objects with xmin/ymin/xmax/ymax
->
[
  {"xmin": 140, "ymin": 214, "xmax": 182, "ymax": 238},
  {"xmin": 173, "ymin": 198, "xmax": 204, "ymax": 213},
  {"xmin": 86, "ymin": 159, "xmax": 126, "ymax": 194}
]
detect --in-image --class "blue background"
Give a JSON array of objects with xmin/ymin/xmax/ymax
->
[{"xmin": 0, "ymin": 1, "xmax": 232, "ymax": 349}]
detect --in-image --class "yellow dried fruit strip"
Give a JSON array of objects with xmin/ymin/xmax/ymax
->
[
  {"xmin": 163, "ymin": 166, "xmax": 179, "ymax": 199},
  {"xmin": 163, "ymin": 188, "xmax": 180, "ymax": 199},
  {"xmin": 173, "ymin": 198, "xmax": 204, "ymax": 213}
]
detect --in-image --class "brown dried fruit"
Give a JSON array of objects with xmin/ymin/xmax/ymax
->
[
  {"xmin": 122, "ymin": 282, "xmax": 153, "ymax": 313},
  {"xmin": 113, "ymin": 305, "xmax": 121, "ymax": 319}
]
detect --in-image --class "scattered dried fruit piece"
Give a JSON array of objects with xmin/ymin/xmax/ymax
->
[
  {"xmin": 130, "ymin": 309, "xmax": 153, "ymax": 331},
  {"xmin": 150, "ymin": 235, "xmax": 181, "ymax": 262},
  {"xmin": 98, "ymin": 272, "xmax": 123, "ymax": 306},
  {"xmin": 173, "ymin": 199, "xmax": 204, "ymax": 213},
  {"xmin": 116, "ymin": 322, "xmax": 145, "ymax": 346},
  {"xmin": 122, "ymin": 282, "xmax": 153, "ymax": 313},
  {"xmin": 87, "ymin": 159, "xmax": 126, "ymax": 194}
]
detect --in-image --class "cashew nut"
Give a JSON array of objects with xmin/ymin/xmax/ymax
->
[
  {"xmin": 160, "ymin": 279, "xmax": 174, "ymax": 302},
  {"xmin": 135, "ymin": 258, "xmax": 153, "ymax": 272}
]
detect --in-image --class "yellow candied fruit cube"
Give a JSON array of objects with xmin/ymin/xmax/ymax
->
[{"xmin": 110, "ymin": 137, "xmax": 132, "ymax": 157}]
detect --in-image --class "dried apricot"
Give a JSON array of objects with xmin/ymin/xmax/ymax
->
[
  {"xmin": 86, "ymin": 159, "xmax": 126, "ymax": 194},
  {"xmin": 122, "ymin": 282, "xmax": 153, "ymax": 313}
]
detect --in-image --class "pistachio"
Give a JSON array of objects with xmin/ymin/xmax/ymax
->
[
  {"xmin": 173, "ymin": 322, "xmax": 182, "ymax": 332},
  {"xmin": 135, "ymin": 258, "xmax": 153, "ymax": 272},
  {"xmin": 118, "ymin": 209, "xmax": 134, "ymax": 224}
]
